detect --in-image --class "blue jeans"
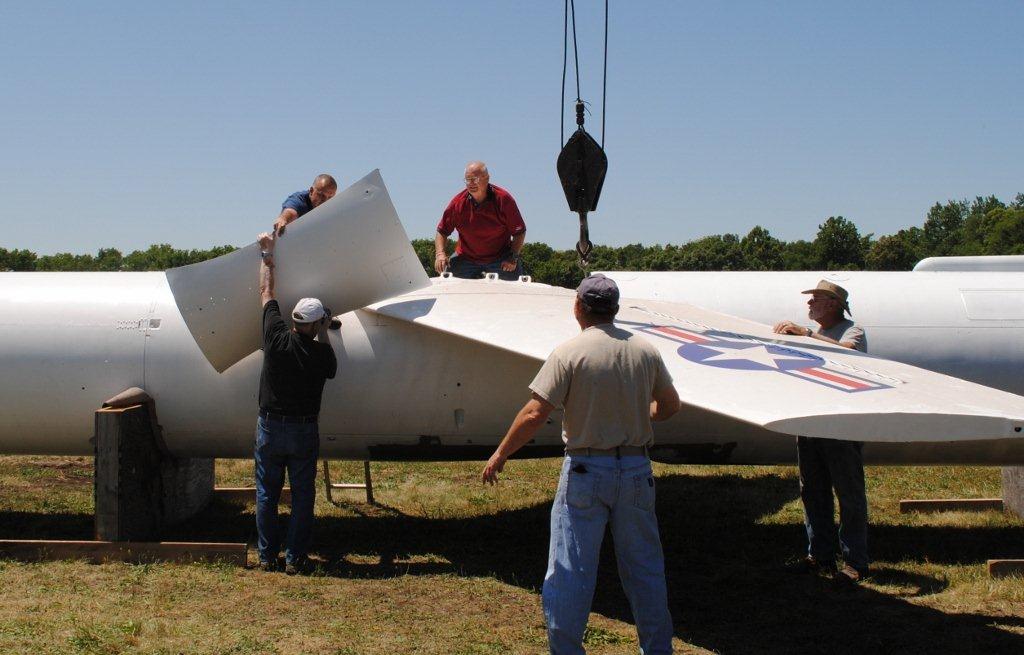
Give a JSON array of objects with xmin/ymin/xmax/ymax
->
[
  {"xmin": 543, "ymin": 455, "xmax": 673, "ymax": 655},
  {"xmin": 254, "ymin": 416, "xmax": 319, "ymax": 564},
  {"xmin": 448, "ymin": 253, "xmax": 523, "ymax": 280},
  {"xmin": 797, "ymin": 437, "xmax": 869, "ymax": 571}
]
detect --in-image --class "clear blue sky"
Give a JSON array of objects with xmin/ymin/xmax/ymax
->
[{"xmin": 2, "ymin": 1, "xmax": 1021, "ymax": 255}]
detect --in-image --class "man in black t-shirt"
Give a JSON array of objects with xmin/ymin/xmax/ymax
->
[{"xmin": 255, "ymin": 231, "xmax": 337, "ymax": 574}]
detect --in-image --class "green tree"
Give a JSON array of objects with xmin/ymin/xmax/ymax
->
[
  {"xmin": 530, "ymin": 250, "xmax": 584, "ymax": 288},
  {"xmin": 981, "ymin": 207, "xmax": 1024, "ymax": 255},
  {"xmin": 519, "ymin": 242, "xmax": 554, "ymax": 278},
  {"xmin": 865, "ymin": 228, "xmax": 924, "ymax": 270},
  {"xmin": 813, "ymin": 216, "xmax": 865, "ymax": 269},
  {"xmin": 202, "ymin": 245, "xmax": 238, "ymax": 261},
  {"xmin": 0, "ymin": 247, "xmax": 38, "ymax": 271},
  {"xmin": 94, "ymin": 248, "xmax": 123, "ymax": 271},
  {"xmin": 969, "ymin": 194, "xmax": 1005, "ymax": 217},
  {"xmin": 35, "ymin": 252, "xmax": 95, "ymax": 271},
  {"xmin": 740, "ymin": 226, "xmax": 784, "ymax": 270},
  {"xmin": 922, "ymin": 200, "xmax": 967, "ymax": 256},
  {"xmin": 781, "ymin": 240, "xmax": 817, "ymax": 270},
  {"xmin": 676, "ymin": 234, "xmax": 744, "ymax": 270},
  {"xmin": 119, "ymin": 244, "xmax": 237, "ymax": 271}
]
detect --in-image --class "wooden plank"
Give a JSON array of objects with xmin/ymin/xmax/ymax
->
[
  {"xmin": 215, "ymin": 487, "xmax": 290, "ymax": 504},
  {"xmin": 899, "ymin": 498, "xmax": 1003, "ymax": 514},
  {"xmin": 988, "ymin": 560, "xmax": 1024, "ymax": 579},
  {"xmin": 0, "ymin": 540, "xmax": 246, "ymax": 565},
  {"xmin": 96, "ymin": 404, "xmax": 146, "ymax": 413}
]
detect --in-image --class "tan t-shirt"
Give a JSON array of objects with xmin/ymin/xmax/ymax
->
[
  {"xmin": 817, "ymin": 318, "xmax": 867, "ymax": 352},
  {"xmin": 529, "ymin": 323, "xmax": 674, "ymax": 449}
]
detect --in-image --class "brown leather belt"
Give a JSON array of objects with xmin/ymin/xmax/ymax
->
[{"xmin": 565, "ymin": 445, "xmax": 648, "ymax": 458}]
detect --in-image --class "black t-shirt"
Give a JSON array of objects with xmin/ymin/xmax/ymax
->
[{"xmin": 258, "ymin": 300, "xmax": 337, "ymax": 416}]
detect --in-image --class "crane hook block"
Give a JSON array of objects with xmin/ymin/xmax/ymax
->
[{"xmin": 557, "ymin": 127, "xmax": 608, "ymax": 214}]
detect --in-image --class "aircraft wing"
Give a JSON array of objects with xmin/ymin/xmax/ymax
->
[
  {"xmin": 368, "ymin": 278, "xmax": 1024, "ymax": 442},
  {"xmin": 167, "ymin": 170, "xmax": 429, "ymax": 372}
]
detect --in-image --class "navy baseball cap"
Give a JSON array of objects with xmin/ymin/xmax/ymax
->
[{"xmin": 576, "ymin": 274, "xmax": 620, "ymax": 314}]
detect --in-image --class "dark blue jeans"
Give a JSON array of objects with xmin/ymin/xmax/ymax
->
[
  {"xmin": 254, "ymin": 416, "xmax": 319, "ymax": 565},
  {"xmin": 448, "ymin": 254, "xmax": 523, "ymax": 280},
  {"xmin": 797, "ymin": 436, "xmax": 869, "ymax": 570}
]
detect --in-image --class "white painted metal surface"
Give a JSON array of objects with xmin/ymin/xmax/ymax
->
[
  {"xmin": 914, "ymin": 255, "xmax": 1024, "ymax": 272},
  {"xmin": 166, "ymin": 170, "xmax": 429, "ymax": 372},
  {"xmin": 371, "ymin": 279, "xmax": 1024, "ymax": 443},
  {"xmin": 601, "ymin": 271, "xmax": 1024, "ymax": 396}
]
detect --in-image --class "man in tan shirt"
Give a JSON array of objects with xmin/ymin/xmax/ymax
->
[{"xmin": 482, "ymin": 274, "xmax": 681, "ymax": 655}]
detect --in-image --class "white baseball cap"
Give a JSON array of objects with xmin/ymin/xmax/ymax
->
[{"xmin": 291, "ymin": 297, "xmax": 328, "ymax": 323}]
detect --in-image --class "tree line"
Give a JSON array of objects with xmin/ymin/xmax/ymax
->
[{"xmin": 4, "ymin": 193, "xmax": 1022, "ymax": 290}]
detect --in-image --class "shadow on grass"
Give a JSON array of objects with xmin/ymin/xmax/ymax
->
[{"xmin": 2, "ymin": 470, "xmax": 1022, "ymax": 654}]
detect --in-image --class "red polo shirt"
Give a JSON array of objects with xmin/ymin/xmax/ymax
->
[{"xmin": 436, "ymin": 184, "xmax": 526, "ymax": 263}]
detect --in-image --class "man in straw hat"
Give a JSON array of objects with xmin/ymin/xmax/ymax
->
[
  {"xmin": 774, "ymin": 280, "xmax": 869, "ymax": 583},
  {"xmin": 482, "ymin": 274, "xmax": 681, "ymax": 654},
  {"xmin": 254, "ymin": 231, "xmax": 337, "ymax": 574}
]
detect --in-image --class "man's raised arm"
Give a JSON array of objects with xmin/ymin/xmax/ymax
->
[{"xmin": 257, "ymin": 232, "xmax": 276, "ymax": 306}]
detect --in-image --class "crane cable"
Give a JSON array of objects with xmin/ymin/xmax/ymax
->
[
  {"xmin": 559, "ymin": 0, "xmax": 609, "ymax": 268},
  {"xmin": 561, "ymin": 0, "xmax": 607, "ymax": 148}
]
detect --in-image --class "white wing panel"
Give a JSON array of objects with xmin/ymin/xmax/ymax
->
[
  {"xmin": 368, "ymin": 278, "xmax": 1024, "ymax": 443},
  {"xmin": 166, "ymin": 169, "xmax": 429, "ymax": 372}
]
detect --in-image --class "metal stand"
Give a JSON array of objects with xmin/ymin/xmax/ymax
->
[{"xmin": 322, "ymin": 460, "xmax": 374, "ymax": 505}]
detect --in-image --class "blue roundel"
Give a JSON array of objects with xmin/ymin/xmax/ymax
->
[{"xmin": 678, "ymin": 340, "xmax": 825, "ymax": 371}]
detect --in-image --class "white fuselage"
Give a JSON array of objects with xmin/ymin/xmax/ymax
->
[{"xmin": 2, "ymin": 270, "xmax": 1023, "ymax": 465}]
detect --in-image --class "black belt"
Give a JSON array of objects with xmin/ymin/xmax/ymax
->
[
  {"xmin": 565, "ymin": 445, "xmax": 648, "ymax": 458},
  {"xmin": 259, "ymin": 410, "xmax": 318, "ymax": 424}
]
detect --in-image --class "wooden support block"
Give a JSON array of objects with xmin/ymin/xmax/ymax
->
[
  {"xmin": 0, "ymin": 540, "xmax": 246, "ymax": 566},
  {"xmin": 94, "ymin": 399, "xmax": 214, "ymax": 536},
  {"xmin": 988, "ymin": 560, "xmax": 1024, "ymax": 579},
  {"xmin": 94, "ymin": 405, "xmax": 163, "ymax": 541},
  {"xmin": 1004, "ymin": 467, "xmax": 1024, "ymax": 518},
  {"xmin": 899, "ymin": 498, "xmax": 1003, "ymax": 514},
  {"xmin": 215, "ymin": 487, "xmax": 290, "ymax": 504}
]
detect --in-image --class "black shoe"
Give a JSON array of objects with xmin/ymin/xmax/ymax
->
[
  {"xmin": 836, "ymin": 564, "xmax": 869, "ymax": 584},
  {"xmin": 257, "ymin": 559, "xmax": 279, "ymax": 572},
  {"xmin": 784, "ymin": 556, "xmax": 836, "ymax": 576}
]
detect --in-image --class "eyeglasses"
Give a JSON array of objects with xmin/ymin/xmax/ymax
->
[{"xmin": 464, "ymin": 175, "xmax": 487, "ymax": 184}]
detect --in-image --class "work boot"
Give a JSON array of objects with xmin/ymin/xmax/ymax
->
[
  {"xmin": 257, "ymin": 559, "xmax": 279, "ymax": 573},
  {"xmin": 836, "ymin": 563, "xmax": 869, "ymax": 584},
  {"xmin": 784, "ymin": 555, "xmax": 836, "ymax": 576},
  {"xmin": 285, "ymin": 558, "xmax": 313, "ymax": 576}
]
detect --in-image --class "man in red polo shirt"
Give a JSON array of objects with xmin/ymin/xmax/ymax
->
[{"xmin": 434, "ymin": 161, "xmax": 527, "ymax": 280}]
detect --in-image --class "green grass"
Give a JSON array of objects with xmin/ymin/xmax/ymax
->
[{"xmin": 1, "ymin": 456, "xmax": 1023, "ymax": 654}]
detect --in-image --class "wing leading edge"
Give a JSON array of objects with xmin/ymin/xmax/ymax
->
[{"xmin": 368, "ymin": 278, "xmax": 1024, "ymax": 443}]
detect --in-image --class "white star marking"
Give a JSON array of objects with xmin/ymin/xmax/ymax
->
[{"xmin": 701, "ymin": 344, "xmax": 813, "ymax": 369}]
